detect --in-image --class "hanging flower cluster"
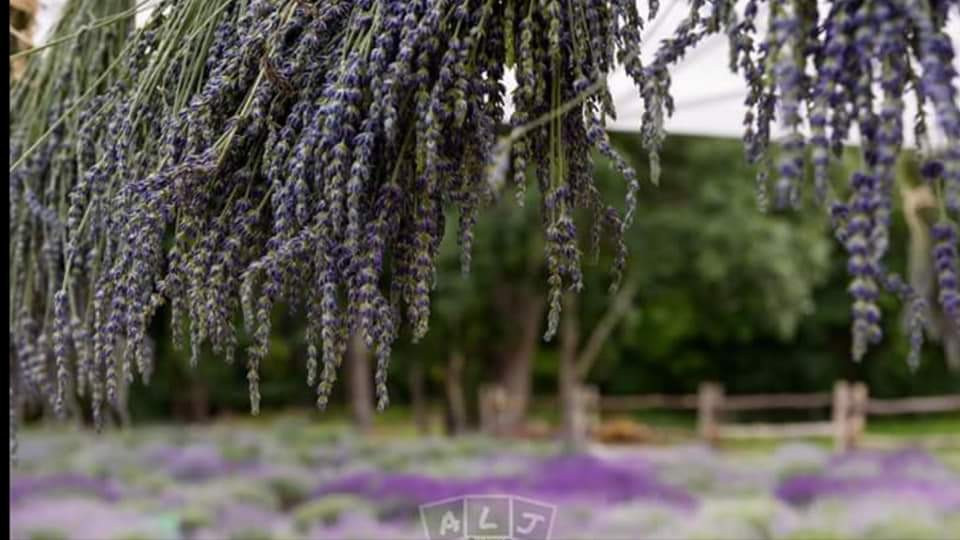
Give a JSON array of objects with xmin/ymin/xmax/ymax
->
[
  {"xmin": 8, "ymin": 0, "xmax": 960, "ymax": 460},
  {"xmin": 728, "ymin": 0, "xmax": 960, "ymax": 362}
]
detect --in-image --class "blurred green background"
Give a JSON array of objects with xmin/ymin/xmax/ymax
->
[{"xmin": 52, "ymin": 133, "xmax": 956, "ymax": 427}]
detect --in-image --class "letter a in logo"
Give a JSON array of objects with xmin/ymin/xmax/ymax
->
[
  {"xmin": 420, "ymin": 497, "xmax": 466, "ymax": 540},
  {"xmin": 439, "ymin": 510, "xmax": 461, "ymax": 536}
]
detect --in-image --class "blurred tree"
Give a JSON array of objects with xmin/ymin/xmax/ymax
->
[
  {"xmin": 586, "ymin": 135, "xmax": 834, "ymax": 391},
  {"xmin": 413, "ymin": 186, "xmax": 547, "ymax": 434},
  {"xmin": 551, "ymin": 134, "xmax": 834, "ymax": 447},
  {"xmin": 417, "ymin": 133, "xmax": 834, "ymax": 449},
  {"xmin": 118, "ymin": 134, "xmax": 958, "ymax": 427},
  {"xmin": 345, "ymin": 334, "xmax": 374, "ymax": 433}
]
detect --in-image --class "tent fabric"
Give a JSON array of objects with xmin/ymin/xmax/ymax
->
[{"xmin": 33, "ymin": 0, "xmax": 960, "ymax": 149}]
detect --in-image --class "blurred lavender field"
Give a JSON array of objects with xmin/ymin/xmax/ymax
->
[{"xmin": 10, "ymin": 418, "xmax": 960, "ymax": 540}]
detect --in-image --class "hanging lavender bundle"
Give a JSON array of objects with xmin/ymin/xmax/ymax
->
[
  {"xmin": 9, "ymin": 0, "xmax": 136, "ymax": 462},
  {"xmin": 11, "ymin": 0, "xmax": 661, "ymax": 430},
  {"xmin": 8, "ymin": 0, "xmax": 960, "ymax": 457}
]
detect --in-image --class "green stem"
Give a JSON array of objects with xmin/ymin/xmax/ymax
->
[{"xmin": 10, "ymin": 29, "xmax": 142, "ymax": 174}]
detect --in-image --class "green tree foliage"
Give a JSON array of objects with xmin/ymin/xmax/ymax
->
[
  {"xmin": 588, "ymin": 134, "xmax": 833, "ymax": 394},
  {"xmin": 117, "ymin": 134, "xmax": 957, "ymax": 423}
]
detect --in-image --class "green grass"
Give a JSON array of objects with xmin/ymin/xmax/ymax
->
[
  {"xmin": 22, "ymin": 407, "xmax": 958, "ymax": 454},
  {"xmin": 717, "ymin": 437, "xmax": 833, "ymax": 453},
  {"xmin": 865, "ymin": 414, "xmax": 960, "ymax": 436},
  {"xmin": 147, "ymin": 408, "xmax": 960, "ymax": 448},
  {"xmin": 528, "ymin": 405, "xmax": 697, "ymax": 429}
]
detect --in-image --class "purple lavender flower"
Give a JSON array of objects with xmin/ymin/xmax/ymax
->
[
  {"xmin": 843, "ymin": 173, "xmax": 883, "ymax": 360},
  {"xmin": 777, "ymin": 460, "xmax": 960, "ymax": 513},
  {"xmin": 313, "ymin": 454, "xmax": 695, "ymax": 510},
  {"xmin": 10, "ymin": 473, "xmax": 123, "ymax": 505},
  {"xmin": 932, "ymin": 222, "xmax": 960, "ymax": 325},
  {"xmin": 146, "ymin": 443, "xmax": 259, "ymax": 481},
  {"xmin": 921, "ymin": 160, "xmax": 945, "ymax": 181}
]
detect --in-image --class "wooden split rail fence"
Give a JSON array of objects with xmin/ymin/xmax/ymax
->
[
  {"xmin": 477, "ymin": 381, "xmax": 958, "ymax": 450},
  {"xmin": 602, "ymin": 381, "xmax": 960, "ymax": 451}
]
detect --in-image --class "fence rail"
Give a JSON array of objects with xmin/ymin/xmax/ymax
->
[
  {"xmin": 722, "ymin": 393, "xmax": 833, "ymax": 411},
  {"xmin": 600, "ymin": 394, "xmax": 699, "ymax": 411},
  {"xmin": 867, "ymin": 395, "xmax": 960, "ymax": 415}
]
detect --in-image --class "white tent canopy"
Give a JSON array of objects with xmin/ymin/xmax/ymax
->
[
  {"xmin": 34, "ymin": 0, "xmax": 960, "ymax": 148},
  {"xmin": 503, "ymin": 1, "xmax": 960, "ymax": 150}
]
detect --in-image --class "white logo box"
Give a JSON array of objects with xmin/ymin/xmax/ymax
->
[{"xmin": 420, "ymin": 494, "xmax": 556, "ymax": 540}]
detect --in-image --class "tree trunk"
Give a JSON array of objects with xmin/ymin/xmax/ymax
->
[
  {"xmin": 189, "ymin": 383, "xmax": 209, "ymax": 422},
  {"xmin": 109, "ymin": 379, "xmax": 132, "ymax": 429},
  {"xmin": 499, "ymin": 293, "xmax": 543, "ymax": 432},
  {"xmin": 409, "ymin": 358, "xmax": 430, "ymax": 435},
  {"xmin": 559, "ymin": 292, "xmax": 587, "ymax": 452},
  {"xmin": 346, "ymin": 333, "xmax": 374, "ymax": 433},
  {"xmin": 65, "ymin": 379, "xmax": 83, "ymax": 423},
  {"xmin": 444, "ymin": 349, "xmax": 467, "ymax": 436},
  {"xmin": 559, "ymin": 278, "xmax": 637, "ymax": 450}
]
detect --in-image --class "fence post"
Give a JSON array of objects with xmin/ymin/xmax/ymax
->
[
  {"xmin": 479, "ymin": 385, "xmax": 509, "ymax": 436},
  {"xmin": 832, "ymin": 380, "xmax": 851, "ymax": 452},
  {"xmin": 850, "ymin": 382, "xmax": 868, "ymax": 449},
  {"xmin": 581, "ymin": 384, "xmax": 600, "ymax": 435},
  {"xmin": 698, "ymin": 382, "xmax": 723, "ymax": 445}
]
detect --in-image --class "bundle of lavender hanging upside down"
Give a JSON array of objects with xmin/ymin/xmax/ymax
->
[{"xmin": 8, "ymin": 0, "xmax": 960, "ymax": 452}]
